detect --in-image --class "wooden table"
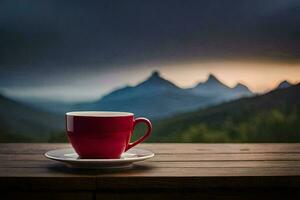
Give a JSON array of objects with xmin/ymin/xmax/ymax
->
[{"xmin": 1, "ymin": 143, "xmax": 300, "ymax": 199}]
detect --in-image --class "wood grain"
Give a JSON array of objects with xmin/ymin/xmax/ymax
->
[
  {"xmin": 3, "ymin": 160, "xmax": 300, "ymax": 168},
  {"xmin": 1, "ymin": 143, "xmax": 300, "ymax": 192},
  {"xmin": 2, "ymin": 192, "xmax": 92, "ymax": 200},
  {"xmin": 95, "ymin": 189, "xmax": 300, "ymax": 200},
  {"xmin": 1, "ymin": 143, "xmax": 300, "ymax": 154}
]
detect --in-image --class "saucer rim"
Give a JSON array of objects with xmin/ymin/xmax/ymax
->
[{"xmin": 44, "ymin": 147, "xmax": 154, "ymax": 163}]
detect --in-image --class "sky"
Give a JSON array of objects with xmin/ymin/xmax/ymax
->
[{"xmin": 1, "ymin": 0, "xmax": 300, "ymax": 102}]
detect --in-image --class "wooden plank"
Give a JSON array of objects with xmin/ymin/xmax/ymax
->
[
  {"xmin": 95, "ymin": 176, "xmax": 300, "ymax": 189},
  {"xmin": 136, "ymin": 160, "xmax": 300, "ymax": 168},
  {"xmin": 1, "ymin": 168, "xmax": 300, "ymax": 190},
  {"xmin": 0, "ymin": 143, "xmax": 71, "ymax": 154},
  {"xmin": 2, "ymin": 160, "xmax": 300, "ymax": 169},
  {"xmin": 1, "ymin": 165, "xmax": 300, "ymax": 177},
  {"xmin": 151, "ymin": 153, "xmax": 300, "ymax": 161},
  {"xmin": 2, "ymin": 143, "xmax": 300, "ymax": 154},
  {"xmin": 2, "ymin": 191, "xmax": 93, "ymax": 200},
  {"xmin": 0, "ymin": 176, "xmax": 96, "ymax": 190},
  {"xmin": 96, "ymin": 189, "xmax": 300, "ymax": 200},
  {"xmin": 2, "ymin": 152, "xmax": 300, "ymax": 162},
  {"xmin": 1, "ymin": 143, "xmax": 300, "ymax": 191},
  {"xmin": 142, "ymin": 143, "xmax": 300, "ymax": 154}
]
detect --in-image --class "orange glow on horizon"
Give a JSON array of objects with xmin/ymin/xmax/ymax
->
[{"xmin": 153, "ymin": 61, "xmax": 300, "ymax": 93}]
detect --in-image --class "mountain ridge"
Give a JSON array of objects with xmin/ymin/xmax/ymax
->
[
  {"xmin": 74, "ymin": 71, "xmax": 210, "ymax": 118},
  {"xmin": 151, "ymin": 83, "xmax": 300, "ymax": 142},
  {"xmin": 188, "ymin": 73, "xmax": 253, "ymax": 101},
  {"xmin": 0, "ymin": 75, "xmax": 299, "ymax": 142},
  {"xmin": 136, "ymin": 71, "xmax": 180, "ymax": 89},
  {"xmin": 0, "ymin": 94, "xmax": 64, "ymax": 141},
  {"xmin": 73, "ymin": 71, "xmax": 255, "ymax": 118}
]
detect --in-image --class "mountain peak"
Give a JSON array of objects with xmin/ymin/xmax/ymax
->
[
  {"xmin": 206, "ymin": 74, "xmax": 219, "ymax": 83},
  {"xmin": 146, "ymin": 70, "xmax": 164, "ymax": 81},
  {"xmin": 193, "ymin": 73, "xmax": 230, "ymax": 92},
  {"xmin": 198, "ymin": 73, "xmax": 227, "ymax": 87},
  {"xmin": 233, "ymin": 83, "xmax": 252, "ymax": 93},
  {"xmin": 195, "ymin": 74, "xmax": 221, "ymax": 86},
  {"xmin": 146, "ymin": 70, "xmax": 163, "ymax": 82},
  {"xmin": 234, "ymin": 83, "xmax": 248, "ymax": 89},
  {"xmin": 277, "ymin": 80, "xmax": 292, "ymax": 89},
  {"xmin": 150, "ymin": 70, "xmax": 161, "ymax": 78},
  {"xmin": 137, "ymin": 70, "xmax": 179, "ymax": 89}
]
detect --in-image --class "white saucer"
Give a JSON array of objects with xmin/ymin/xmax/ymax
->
[{"xmin": 45, "ymin": 147, "xmax": 154, "ymax": 169}]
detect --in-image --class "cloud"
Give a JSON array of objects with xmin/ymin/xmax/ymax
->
[{"xmin": 0, "ymin": 0, "xmax": 300, "ymax": 87}]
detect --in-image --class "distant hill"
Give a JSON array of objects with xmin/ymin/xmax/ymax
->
[
  {"xmin": 15, "ymin": 97, "xmax": 73, "ymax": 114},
  {"xmin": 74, "ymin": 71, "xmax": 212, "ymax": 118},
  {"xmin": 74, "ymin": 71, "xmax": 254, "ymax": 119},
  {"xmin": 276, "ymin": 80, "xmax": 293, "ymax": 89},
  {"xmin": 188, "ymin": 74, "xmax": 253, "ymax": 102},
  {"xmin": 151, "ymin": 83, "xmax": 300, "ymax": 142},
  {"xmin": 0, "ymin": 94, "xmax": 64, "ymax": 142},
  {"xmin": 2, "ymin": 81, "xmax": 298, "ymax": 143}
]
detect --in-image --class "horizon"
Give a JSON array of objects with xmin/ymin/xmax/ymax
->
[{"xmin": 1, "ymin": 61, "xmax": 300, "ymax": 103}]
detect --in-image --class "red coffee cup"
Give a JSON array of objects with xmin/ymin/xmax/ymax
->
[{"xmin": 66, "ymin": 111, "xmax": 152, "ymax": 159}]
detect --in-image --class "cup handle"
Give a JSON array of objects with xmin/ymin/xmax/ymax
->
[{"xmin": 125, "ymin": 117, "xmax": 152, "ymax": 151}]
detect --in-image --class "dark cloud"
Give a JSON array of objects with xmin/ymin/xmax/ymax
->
[{"xmin": 1, "ymin": 0, "xmax": 300, "ymax": 74}]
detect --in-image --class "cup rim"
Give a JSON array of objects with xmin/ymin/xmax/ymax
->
[{"xmin": 66, "ymin": 111, "xmax": 134, "ymax": 117}]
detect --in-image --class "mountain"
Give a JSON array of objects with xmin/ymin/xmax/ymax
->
[
  {"xmin": 74, "ymin": 71, "xmax": 255, "ymax": 119},
  {"xmin": 276, "ymin": 80, "xmax": 293, "ymax": 89},
  {"xmin": 0, "ymin": 94, "xmax": 64, "ymax": 142},
  {"xmin": 189, "ymin": 74, "xmax": 253, "ymax": 102},
  {"xmin": 74, "ymin": 71, "xmax": 212, "ymax": 118},
  {"xmin": 151, "ymin": 83, "xmax": 300, "ymax": 142},
  {"xmin": 15, "ymin": 98, "xmax": 73, "ymax": 114},
  {"xmin": 5, "ymin": 71, "xmax": 255, "ymax": 121}
]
